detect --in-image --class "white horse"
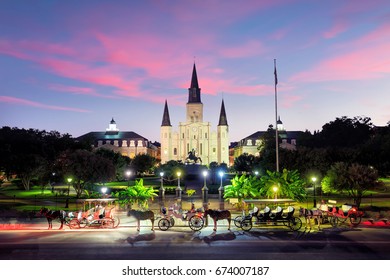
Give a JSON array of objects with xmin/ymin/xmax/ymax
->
[{"xmin": 299, "ymin": 207, "xmax": 322, "ymax": 230}]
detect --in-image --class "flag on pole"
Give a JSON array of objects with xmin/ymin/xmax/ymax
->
[{"xmin": 274, "ymin": 59, "xmax": 278, "ymax": 85}]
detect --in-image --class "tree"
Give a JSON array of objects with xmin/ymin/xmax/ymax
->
[
  {"xmin": 95, "ymin": 148, "xmax": 130, "ymax": 180},
  {"xmin": 155, "ymin": 160, "xmax": 185, "ymax": 183},
  {"xmin": 318, "ymin": 116, "xmax": 373, "ymax": 148},
  {"xmin": 57, "ymin": 150, "xmax": 115, "ymax": 198},
  {"xmin": 233, "ymin": 153, "xmax": 260, "ymax": 174},
  {"xmin": 223, "ymin": 174, "xmax": 260, "ymax": 208},
  {"xmin": 130, "ymin": 154, "xmax": 156, "ymax": 175},
  {"xmin": 321, "ymin": 162, "xmax": 380, "ymax": 207},
  {"xmin": 112, "ymin": 178, "xmax": 158, "ymax": 209},
  {"xmin": 257, "ymin": 169, "xmax": 306, "ymax": 202}
]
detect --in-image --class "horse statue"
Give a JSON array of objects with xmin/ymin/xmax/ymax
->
[
  {"xmin": 299, "ymin": 207, "xmax": 322, "ymax": 230},
  {"xmin": 127, "ymin": 209, "xmax": 155, "ymax": 231},
  {"xmin": 38, "ymin": 207, "xmax": 67, "ymax": 230},
  {"xmin": 185, "ymin": 149, "xmax": 202, "ymax": 164},
  {"xmin": 204, "ymin": 209, "xmax": 231, "ymax": 231}
]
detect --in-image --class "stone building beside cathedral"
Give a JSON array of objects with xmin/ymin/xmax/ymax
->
[{"xmin": 160, "ymin": 64, "xmax": 229, "ymax": 165}]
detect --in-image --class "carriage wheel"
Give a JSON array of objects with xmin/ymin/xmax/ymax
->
[
  {"xmin": 68, "ymin": 219, "xmax": 80, "ymax": 229},
  {"xmin": 79, "ymin": 218, "xmax": 88, "ymax": 228},
  {"xmin": 289, "ymin": 217, "xmax": 302, "ymax": 231},
  {"xmin": 234, "ymin": 216, "xmax": 244, "ymax": 228},
  {"xmin": 169, "ymin": 217, "xmax": 175, "ymax": 227},
  {"xmin": 241, "ymin": 218, "xmax": 252, "ymax": 231},
  {"xmin": 189, "ymin": 216, "xmax": 204, "ymax": 231},
  {"xmin": 102, "ymin": 219, "xmax": 114, "ymax": 229},
  {"xmin": 158, "ymin": 218, "xmax": 170, "ymax": 231},
  {"xmin": 349, "ymin": 214, "xmax": 362, "ymax": 226},
  {"xmin": 112, "ymin": 216, "xmax": 120, "ymax": 228}
]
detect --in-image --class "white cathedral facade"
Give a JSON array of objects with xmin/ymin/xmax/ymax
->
[{"xmin": 160, "ymin": 64, "xmax": 229, "ymax": 165}]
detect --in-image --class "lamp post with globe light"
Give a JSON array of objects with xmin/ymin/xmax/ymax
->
[
  {"xmin": 273, "ymin": 186, "xmax": 278, "ymax": 200},
  {"xmin": 218, "ymin": 171, "xmax": 224, "ymax": 199},
  {"xmin": 66, "ymin": 177, "xmax": 72, "ymax": 208},
  {"xmin": 125, "ymin": 170, "xmax": 131, "ymax": 187},
  {"xmin": 101, "ymin": 186, "xmax": 107, "ymax": 198},
  {"xmin": 176, "ymin": 171, "xmax": 182, "ymax": 200},
  {"xmin": 202, "ymin": 170, "xmax": 208, "ymax": 202},
  {"xmin": 312, "ymin": 177, "xmax": 317, "ymax": 208},
  {"xmin": 160, "ymin": 172, "xmax": 165, "ymax": 200}
]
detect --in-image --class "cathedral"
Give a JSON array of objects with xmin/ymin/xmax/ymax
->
[{"xmin": 160, "ymin": 63, "xmax": 229, "ymax": 165}]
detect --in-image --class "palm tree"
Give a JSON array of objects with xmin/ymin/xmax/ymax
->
[
  {"xmin": 223, "ymin": 174, "xmax": 260, "ymax": 208},
  {"xmin": 257, "ymin": 169, "xmax": 306, "ymax": 202},
  {"xmin": 113, "ymin": 178, "xmax": 158, "ymax": 209}
]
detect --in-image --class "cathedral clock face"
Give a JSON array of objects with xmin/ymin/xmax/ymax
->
[{"xmin": 192, "ymin": 127, "xmax": 197, "ymax": 132}]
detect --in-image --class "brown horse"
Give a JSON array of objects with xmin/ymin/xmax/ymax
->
[
  {"xmin": 127, "ymin": 210, "xmax": 155, "ymax": 231},
  {"xmin": 38, "ymin": 207, "xmax": 66, "ymax": 230},
  {"xmin": 299, "ymin": 207, "xmax": 322, "ymax": 230},
  {"xmin": 204, "ymin": 209, "xmax": 231, "ymax": 231}
]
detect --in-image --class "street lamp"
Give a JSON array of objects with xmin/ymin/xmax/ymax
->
[
  {"xmin": 203, "ymin": 170, "xmax": 208, "ymax": 189},
  {"xmin": 218, "ymin": 171, "xmax": 224, "ymax": 190},
  {"xmin": 160, "ymin": 172, "xmax": 165, "ymax": 199},
  {"xmin": 254, "ymin": 171, "xmax": 259, "ymax": 177},
  {"xmin": 273, "ymin": 186, "xmax": 278, "ymax": 200},
  {"xmin": 218, "ymin": 171, "xmax": 224, "ymax": 200},
  {"xmin": 101, "ymin": 186, "xmax": 107, "ymax": 198},
  {"xmin": 312, "ymin": 177, "xmax": 317, "ymax": 208},
  {"xmin": 176, "ymin": 171, "xmax": 182, "ymax": 199},
  {"xmin": 126, "ymin": 170, "xmax": 131, "ymax": 187},
  {"xmin": 67, "ymin": 177, "xmax": 72, "ymax": 197},
  {"xmin": 160, "ymin": 172, "xmax": 164, "ymax": 189},
  {"xmin": 202, "ymin": 170, "xmax": 208, "ymax": 202}
]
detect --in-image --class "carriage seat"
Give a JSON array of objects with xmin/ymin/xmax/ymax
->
[
  {"xmin": 341, "ymin": 204, "xmax": 353, "ymax": 215},
  {"xmin": 270, "ymin": 206, "xmax": 283, "ymax": 220},
  {"xmin": 282, "ymin": 206, "xmax": 295, "ymax": 219},
  {"xmin": 258, "ymin": 206, "xmax": 271, "ymax": 220},
  {"xmin": 104, "ymin": 207, "xmax": 114, "ymax": 219},
  {"xmin": 249, "ymin": 206, "xmax": 259, "ymax": 217}
]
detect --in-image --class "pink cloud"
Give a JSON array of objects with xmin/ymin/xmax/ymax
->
[
  {"xmin": 323, "ymin": 21, "xmax": 349, "ymax": 39},
  {"xmin": 0, "ymin": 96, "xmax": 90, "ymax": 112},
  {"xmin": 281, "ymin": 94, "xmax": 303, "ymax": 108},
  {"xmin": 48, "ymin": 84, "xmax": 116, "ymax": 99},
  {"xmin": 290, "ymin": 23, "xmax": 390, "ymax": 83}
]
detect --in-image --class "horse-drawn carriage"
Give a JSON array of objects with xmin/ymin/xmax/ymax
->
[
  {"xmin": 235, "ymin": 205, "xmax": 302, "ymax": 231},
  {"xmin": 66, "ymin": 198, "xmax": 120, "ymax": 229},
  {"xmin": 319, "ymin": 200, "xmax": 363, "ymax": 227},
  {"xmin": 157, "ymin": 203, "xmax": 205, "ymax": 231}
]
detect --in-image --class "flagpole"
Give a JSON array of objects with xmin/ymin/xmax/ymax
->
[{"xmin": 274, "ymin": 59, "xmax": 279, "ymax": 172}]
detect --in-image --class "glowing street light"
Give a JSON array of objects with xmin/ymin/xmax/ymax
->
[
  {"xmin": 218, "ymin": 171, "xmax": 224, "ymax": 200},
  {"xmin": 101, "ymin": 186, "xmax": 107, "ymax": 198},
  {"xmin": 218, "ymin": 171, "xmax": 224, "ymax": 189},
  {"xmin": 160, "ymin": 172, "xmax": 164, "ymax": 189},
  {"xmin": 125, "ymin": 170, "xmax": 131, "ymax": 187},
  {"xmin": 67, "ymin": 177, "xmax": 72, "ymax": 197},
  {"xmin": 203, "ymin": 170, "xmax": 208, "ymax": 189},
  {"xmin": 312, "ymin": 177, "xmax": 317, "ymax": 208},
  {"xmin": 176, "ymin": 171, "xmax": 182, "ymax": 199},
  {"xmin": 202, "ymin": 170, "xmax": 208, "ymax": 202},
  {"xmin": 273, "ymin": 185, "xmax": 278, "ymax": 200}
]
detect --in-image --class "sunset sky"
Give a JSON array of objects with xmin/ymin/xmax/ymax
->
[{"xmin": 1, "ymin": 0, "xmax": 389, "ymax": 142}]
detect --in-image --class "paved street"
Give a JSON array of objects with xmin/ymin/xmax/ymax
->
[{"xmin": 1, "ymin": 215, "xmax": 390, "ymax": 260}]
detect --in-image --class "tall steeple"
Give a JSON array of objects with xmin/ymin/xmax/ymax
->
[
  {"xmin": 161, "ymin": 100, "xmax": 172, "ymax": 126},
  {"xmin": 188, "ymin": 63, "xmax": 201, "ymax": 103},
  {"xmin": 218, "ymin": 99, "xmax": 228, "ymax": 126}
]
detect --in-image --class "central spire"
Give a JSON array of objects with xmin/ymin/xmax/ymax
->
[
  {"xmin": 190, "ymin": 63, "xmax": 199, "ymax": 88},
  {"xmin": 188, "ymin": 63, "xmax": 201, "ymax": 103}
]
